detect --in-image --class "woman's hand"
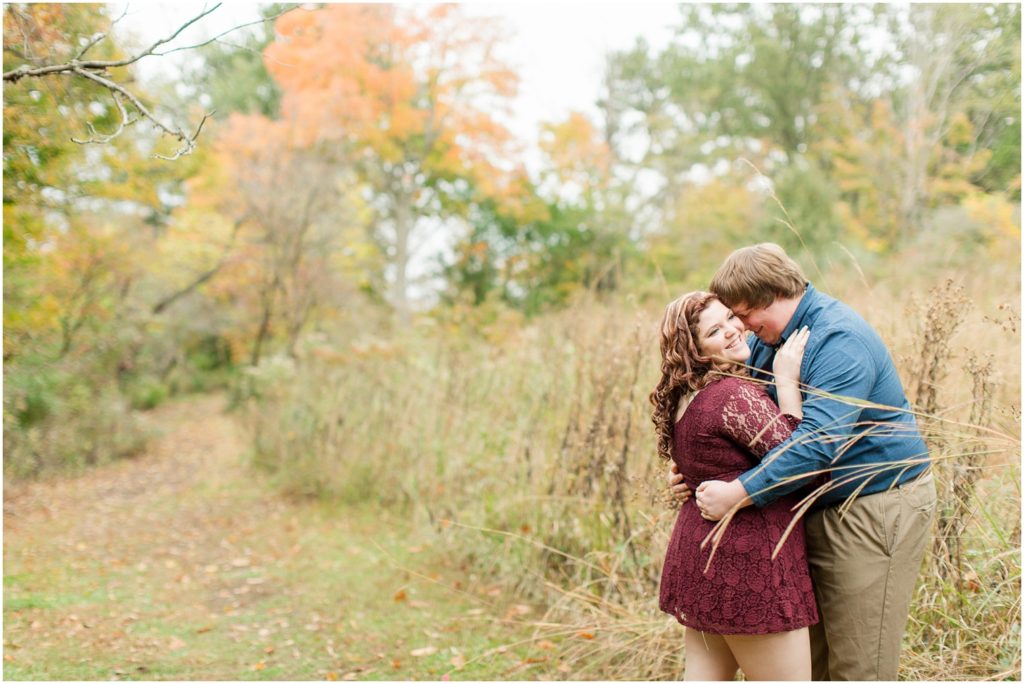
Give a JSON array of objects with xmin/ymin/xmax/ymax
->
[
  {"xmin": 694, "ymin": 479, "xmax": 751, "ymax": 520},
  {"xmin": 773, "ymin": 326, "xmax": 810, "ymax": 387},
  {"xmin": 667, "ymin": 461, "xmax": 692, "ymax": 503}
]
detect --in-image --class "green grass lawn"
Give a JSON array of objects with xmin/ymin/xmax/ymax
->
[{"xmin": 3, "ymin": 396, "xmax": 563, "ymax": 680}]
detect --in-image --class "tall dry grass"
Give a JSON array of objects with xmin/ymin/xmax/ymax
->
[{"xmin": 241, "ymin": 251, "xmax": 1020, "ymax": 680}]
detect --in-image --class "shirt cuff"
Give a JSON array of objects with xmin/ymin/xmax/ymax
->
[{"xmin": 739, "ymin": 468, "xmax": 776, "ymax": 508}]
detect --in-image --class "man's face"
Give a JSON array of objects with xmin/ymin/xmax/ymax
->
[{"xmin": 730, "ymin": 299, "xmax": 791, "ymax": 345}]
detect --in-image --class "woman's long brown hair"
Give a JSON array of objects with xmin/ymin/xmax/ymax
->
[{"xmin": 649, "ymin": 291, "xmax": 746, "ymax": 463}]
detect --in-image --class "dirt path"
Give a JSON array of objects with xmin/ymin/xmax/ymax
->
[{"xmin": 4, "ymin": 394, "xmax": 550, "ymax": 680}]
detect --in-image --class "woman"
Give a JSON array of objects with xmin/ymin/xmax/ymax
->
[{"xmin": 649, "ymin": 291, "xmax": 817, "ymax": 681}]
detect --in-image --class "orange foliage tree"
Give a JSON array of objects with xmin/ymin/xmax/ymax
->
[
  {"xmin": 174, "ymin": 114, "xmax": 370, "ymax": 365},
  {"xmin": 264, "ymin": 4, "xmax": 522, "ymax": 312}
]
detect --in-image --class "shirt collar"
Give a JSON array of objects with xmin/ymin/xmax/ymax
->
[{"xmin": 772, "ymin": 282, "xmax": 814, "ymax": 349}]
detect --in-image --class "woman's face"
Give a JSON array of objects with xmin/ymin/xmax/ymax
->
[{"xmin": 696, "ymin": 300, "xmax": 750, "ymax": 363}]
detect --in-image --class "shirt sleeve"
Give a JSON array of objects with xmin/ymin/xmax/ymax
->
[
  {"xmin": 739, "ymin": 330, "xmax": 876, "ymax": 507},
  {"xmin": 717, "ymin": 380, "xmax": 801, "ymax": 459}
]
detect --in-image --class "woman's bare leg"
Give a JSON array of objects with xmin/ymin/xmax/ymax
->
[
  {"xmin": 684, "ymin": 627, "xmax": 739, "ymax": 681},
  {"xmin": 723, "ymin": 627, "xmax": 811, "ymax": 681}
]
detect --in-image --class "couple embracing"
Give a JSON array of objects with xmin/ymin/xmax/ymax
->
[{"xmin": 651, "ymin": 243, "xmax": 937, "ymax": 680}]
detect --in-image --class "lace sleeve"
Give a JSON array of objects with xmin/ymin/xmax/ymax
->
[{"xmin": 718, "ymin": 380, "xmax": 800, "ymax": 459}]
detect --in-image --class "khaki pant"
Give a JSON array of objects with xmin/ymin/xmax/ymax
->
[{"xmin": 804, "ymin": 472, "xmax": 937, "ymax": 681}]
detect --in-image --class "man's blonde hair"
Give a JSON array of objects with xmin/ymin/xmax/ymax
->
[{"xmin": 709, "ymin": 243, "xmax": 806, "ymax": 309}]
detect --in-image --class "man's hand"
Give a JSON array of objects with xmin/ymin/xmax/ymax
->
[
  {"xmin": 695, "ymin": 479, "xmax": 751, "ymax": 520},
  {"xmin": 667, "ymin": 461, "xmax": 692, "ymax": 503}
]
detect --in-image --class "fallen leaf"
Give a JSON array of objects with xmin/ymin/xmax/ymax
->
[
  {"xmin": 324, "ymin": 672, "xmax": 338, "ymax": 681},
  {"xmin": 577, "ymin": 631, "xmax": 595, "ymax": 640},
  {"xmin": 411, "ymin": 646, "xmax": 437, "ymax": 657},
  {"xmin": 3, "ymin": 654, "xmax": 13, "ymax": 662},
  {"xmin": 195, "ymin": 626, "xmax": 213, "ymax": 634},
  {"xmin": 251, "ymin": 661, "xmax": 266, "ymax": 671},
  {"xmin": 511, "ymin": 604, "xmax": 532, "ymax": 616},
  {"xmin": 450, "ymin": 654, "xmax": 466, "ymax": 669},
  {"xmin": 440, "ymin": 519, "xmax": 452, "ymax": 528},
  {"xmin": 391, "ymin": 659, "xmax": 402, "ymax": 669},
  {"xmin": 407, "ymin": 546, "xmax": 423, "ymax": 554},
  {"xmin": 393, "ymin": 589, "xmax": 407, "ymax": 603},
  {"xmin": 264, "ymin": 646, "xmax": 275, "ymax": 654},
  {"xmin": 536, "ymin": 640, "xmax": 557, "ymax": 651},
  {"xmin": 963, "ymin": 570, "xmax": 982, "ymax": 593}
]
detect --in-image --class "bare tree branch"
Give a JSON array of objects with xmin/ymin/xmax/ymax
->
[
  {"xmin": 4, "ymin": 3, "xmax": 293, "ymax": 159},
  {"xmin": 70, "ymin": 91, "xmax": 132, "ymax": 145},
  {"xmin": 68, "ymin": 65, "xmax": 205, "ymax": 159},
  {"xmin": 73, "ymin": 6, "xmax": 128, "ymax": 61},
  {"xmin": 3, "ymin": 4, "xmax": 222, "ymax": 83},
  {"xmin": 151, "ymin": 213, "xmax": 248, "ymax": 315},
  {"xmin": 151, "ymin": 6, "xmax": 298, "ymax": 58}
]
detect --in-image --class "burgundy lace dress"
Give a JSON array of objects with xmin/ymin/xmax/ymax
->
[{"xmin": 659, "ymin": 376, "xmax": 819, "ymax": 635}]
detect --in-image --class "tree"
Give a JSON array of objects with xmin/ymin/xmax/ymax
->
[
  {"xmin": 264, "ymin": 4, "xmax": 521, "ymax": 314},
  {"xmin": 888, "ymin": 4, "xmax": 1021, "ymax": 233},
  {"xmin": 3, "ymin": 4, "xmax": 188, "ymax": 359},
  {"xmin": 178, "ymin": 4, "xmax": 287, "ymax": 120},
  {"xmin": 190, "ymin": 114, "xmax": 368, "ymax": 365},
  {"xmin": 443, "ymin": 111, "xmax": 634, "ymax": 314},
  {"xmin": 599, "ymin": 4, "xmax": 877, "ymax": 256}
]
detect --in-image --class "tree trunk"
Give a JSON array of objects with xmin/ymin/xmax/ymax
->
[{"xmin": 391, "ymin": 186, "xmax": 412, "ymax": 316}]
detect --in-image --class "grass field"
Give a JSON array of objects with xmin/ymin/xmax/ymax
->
[{"xmin": 3, "ymin": 394, "xmax": 576, "ymax": 680}]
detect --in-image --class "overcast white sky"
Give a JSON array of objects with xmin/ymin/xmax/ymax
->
[{"xmin": 113, "ymin": 2, "xmax": 681, "ymax": 147}]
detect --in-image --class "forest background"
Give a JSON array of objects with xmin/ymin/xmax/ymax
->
[{"xmin": 3, "ymin": 3, "xmax": 1021, "ymax": 680}]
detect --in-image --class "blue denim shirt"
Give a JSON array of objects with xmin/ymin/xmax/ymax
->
[{"xmin": 738, "ymin": 283, "xmax": 930, "ymax": 508}]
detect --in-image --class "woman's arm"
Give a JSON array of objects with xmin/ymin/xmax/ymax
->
[
  {"xmin": 773, "ymin": 326, "xmax": 810, "ymax": 420},
  {"xmin": 695, "ymin": 332, "xmax": 810, "ymax": 521}
]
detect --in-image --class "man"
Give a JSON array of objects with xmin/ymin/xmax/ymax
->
[{"xmin": 670, "ymin": 243, "xmax": 936, "ymax": 681}]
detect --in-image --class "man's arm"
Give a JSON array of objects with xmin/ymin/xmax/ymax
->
[{"xmin": 738, "ymin": 332, "xmax": 876, "ymax": 507}]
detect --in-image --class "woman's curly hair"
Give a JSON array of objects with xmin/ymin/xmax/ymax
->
[{"xmin": 649, "ymin": 291, "xmax": 748, "ymax": 463}]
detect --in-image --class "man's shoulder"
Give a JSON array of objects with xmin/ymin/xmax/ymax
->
[
  {"xmin": 804, "ymin": 291, "xmax": 894, "ymax": 373},
  {"xmin": 805, "ymin": 291, "xmax": 878, "ymax": 341}
]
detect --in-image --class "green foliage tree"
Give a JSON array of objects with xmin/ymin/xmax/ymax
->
[
  {"xmin": 442, "ymin": 111, "xmax": 635, "ymax": 315},
  {"xmin": 179, "ymin": 4, "xmax": 286, "ymax": 119},
  {"xmin": 602, "ymin": 2, "xmax": 1019, "ymax": 263}
]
